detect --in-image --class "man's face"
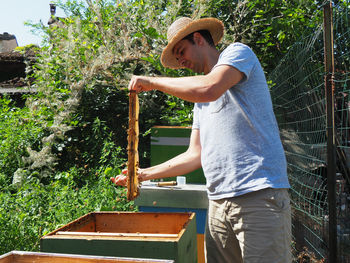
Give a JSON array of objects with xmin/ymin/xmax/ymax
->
[{"xmin": 172, "ymin": 39, "xmax": 203, "ymax": 73}]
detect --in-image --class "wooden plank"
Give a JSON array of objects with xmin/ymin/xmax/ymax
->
[
  {"xmin": 41, "ymin": 239, "xmax": 179, "ymax": 261},
  {"xmin": 127, "ymin": 90, "xmax": 140, "ymax": 201},
  {"xmin": 55, "ymin": 231, "xmax": 178, "ymax": 238},
  {"xmin": 43, "ymin": 213, "xmax": 96, "ymax": 236},
  {"xmin": 94, "ymin": 212, "xmax": 190, "ymax": 234},
  {"xmin": 0, "ymin": 252, "xmax": 13, "ymax": 263},
  {"xmin": 0, "ymin": 251, "xmax": 174, "ymax": 263},
  {"xmin": 175, "ymin": 213, "xmax": 197, "ymax": 263},
  {"xmin": 42, "ymin": 212, "xmax": 193, "ymax": 237}
]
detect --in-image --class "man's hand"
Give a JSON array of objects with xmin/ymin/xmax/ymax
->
[
  {"xmin": 110, "ymin": 169, "xmax": 128, "ymax": 186},
  {"xmin": 110, "ymin": 168, "xmax": 147, "ymax": 186},
  {"xmin": 128, "ymin": 75, "xmax": 153, "ymax": 93}
]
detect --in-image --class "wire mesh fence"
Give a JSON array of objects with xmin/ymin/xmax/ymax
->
[
  {"xmin": 333, "ymin": 1, "xmax": 350, "ymax": 262},
  {"xmin": 268, "ymin": 1, "xmax": 350, "ymax": 262}
]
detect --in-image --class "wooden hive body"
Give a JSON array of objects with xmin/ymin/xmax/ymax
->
[{"xmin": 40, "ymin": 212, "xmax": 197, "ymax": 263}]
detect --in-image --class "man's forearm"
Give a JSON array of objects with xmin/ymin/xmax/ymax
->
[
  {"xmin": 140, "ymin": 150, "xmax": 201, "ymax": 181},
  {"xmin": 150, "ymin": 75, "xmax": 214, "ymax": 103},
  {"xmin": 129, "ymin": 65, "xmax": 244, "ymax": 103}
]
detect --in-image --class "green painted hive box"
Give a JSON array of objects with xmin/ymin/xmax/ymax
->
[
  {"xmin": 40, "ymin": 212, "xmax": 197, "ymax": 263},
  {"xmin": 0, "ymin": 251, "xmax": 174, "ymax": 263},
  {"xmin": 151, "ymin": 126, "xmax": 205, "ymax": 184}
]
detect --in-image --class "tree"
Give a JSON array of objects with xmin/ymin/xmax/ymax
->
[
  {"xmin": 203, "ymin": 0, "xmax": 322, "ymax": 73},
  {"xmin": 2, "ymin": 0, "xmax": 324, "ymax": 183}
]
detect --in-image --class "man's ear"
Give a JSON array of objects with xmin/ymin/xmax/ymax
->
[{"xmin": 193, "ymin": 32, "xmax": 204, "ymax": 45}]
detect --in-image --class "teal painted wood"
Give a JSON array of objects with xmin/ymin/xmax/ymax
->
[
  {"xmin": 176, "ymin": 213, "xmax": 197, "ymax": 263},
  {"xmin": 41, "ymin": 239, "xmax": 178, "ymax": 261}
]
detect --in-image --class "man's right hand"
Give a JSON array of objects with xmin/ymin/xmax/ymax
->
[{"xmin": 128, "ymin": 75, "xmax": 153, "ymax": 93}]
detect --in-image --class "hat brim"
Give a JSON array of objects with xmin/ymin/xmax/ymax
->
[{"xmin": 160, "ymin": 18, "xmax": 224, "ymax": 69}]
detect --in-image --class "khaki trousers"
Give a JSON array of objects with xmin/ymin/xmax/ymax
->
[{"xmin": 205, "ymin": 188, "xmax": 291, "ymax": 263}]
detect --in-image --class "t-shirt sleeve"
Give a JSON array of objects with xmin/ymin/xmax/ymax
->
[
  {"xmin": 214, "ymin": 43, "xmax": 257, "ymax": 80},
  {"xmin": 192, "ymin": 104, "xmax": 200, "ymax": 130}
]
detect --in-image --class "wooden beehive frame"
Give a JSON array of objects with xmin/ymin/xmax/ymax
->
[{"xmin": 127, "ymin": 91, "xmax": 140, "ymax": 200}]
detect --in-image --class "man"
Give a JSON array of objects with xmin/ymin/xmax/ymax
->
[{"xmin": 111, "ymin": 17, "xmax": 291, "ymax": 263}]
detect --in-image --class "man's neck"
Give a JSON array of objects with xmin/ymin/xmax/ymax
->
[{"xmin": 203, "ymin": 47, "xmax": 220, "ymax": 74}]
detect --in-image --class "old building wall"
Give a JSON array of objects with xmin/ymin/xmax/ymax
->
[{"xmin": 0, "ymin": 32, "xmax": 18, "ymax": 52}]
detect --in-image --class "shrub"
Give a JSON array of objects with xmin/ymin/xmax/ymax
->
[{"xmin": 0, "ymin": 168, "xmax": 136, "ymax": 254}]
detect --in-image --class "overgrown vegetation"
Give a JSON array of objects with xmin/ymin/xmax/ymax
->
[
  {"xmin": 0, "ymin": 167, "xmax": 135, "ymax": 252},
  {"xmin": 0, "ymin": 0, "xmax": 323, "ymax": 254}
]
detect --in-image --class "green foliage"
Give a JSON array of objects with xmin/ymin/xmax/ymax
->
[
  {"xmin": 20, "ymin": 0, "xmax": 204, "ymax": 174},
  {"xmin": 202, "ymin": 0, "xmax": 323, "ymax": 73},
  {"xmin": 0, "ymin": 170, "xmax": 136, "ymax": 254},
  {"xmin": 0, "ymin": 96, "xmax": 48, "ymax": 182},
  {"xmin": 14, "ymin": 44, "xmax": 40, "ymax": 53}
]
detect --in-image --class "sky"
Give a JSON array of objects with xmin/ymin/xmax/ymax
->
[{"xmin": 0, "ymin": 0, "xmax": 67, "ymax": 47}]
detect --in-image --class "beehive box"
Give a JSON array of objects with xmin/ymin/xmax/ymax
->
[
  {"xmin": 40, "ymin": 212, "xmax": 197, "ymax": 263},
  {"xmin": 0, "ymin": 251, "xmax": 174, "ymax": 263}
]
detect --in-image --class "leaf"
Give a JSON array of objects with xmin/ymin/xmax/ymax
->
[{"xmin": 144, "ymin": 27, "xmax": 159, "ymax": 38}]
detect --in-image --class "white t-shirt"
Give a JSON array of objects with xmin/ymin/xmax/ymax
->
[{"xmin": 192, "ymin": 43, "xmax": 290, "ymax": 200}]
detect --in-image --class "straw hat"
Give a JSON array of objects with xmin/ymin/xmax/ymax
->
[{"xmin": 160, "ymin": 17, "xmax": 224, "ymax": 69}]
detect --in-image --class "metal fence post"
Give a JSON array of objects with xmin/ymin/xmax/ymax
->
[{"xmin": 323, "ymin": 1, "xmax": 337, "ymax": 262}]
